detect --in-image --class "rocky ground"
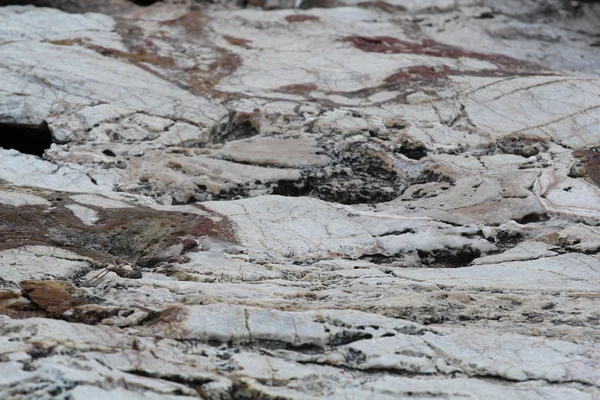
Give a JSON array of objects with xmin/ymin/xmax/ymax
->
[{"xmin": 0, "ymin": 0, "xmax": 600, "ymax": 398}]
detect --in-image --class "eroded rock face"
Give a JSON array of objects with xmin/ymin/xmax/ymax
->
[{"xmin": 1, "ymin": 0, "xmax": 600, "ymax": 399}]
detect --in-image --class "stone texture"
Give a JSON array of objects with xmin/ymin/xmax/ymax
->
[{"xmin": 1, "ymin": 0, "xmax": 600, "ymax": 399}]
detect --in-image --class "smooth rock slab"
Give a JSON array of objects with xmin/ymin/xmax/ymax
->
[
  {"xmin": 1, "ymin": 1, "xmax": 600, "ymax": 399},
  {"xmin": 204, "ymin": 195, "xmax": 379, "ymax": 259},
  {"xmin": 66, "ymin": 386, "xmax": 194, "ymax": 400},
  {"xmin": 215, "ymin": 134, "xmax": 332, "ymax": 167},
  {"xmin": 0, "ymin": 190, "xmax": 50, "ymax": 207},
  {"xmin": 425, "ymin": 330, "xmax": 600, "ymax": 385},
  {"xmin": 0, "ymin": 246, "xmax": 91, "ymax": 285},
  {"xmin": 396, "ymin": 253, "xmax": 600, "ymax": 292}
]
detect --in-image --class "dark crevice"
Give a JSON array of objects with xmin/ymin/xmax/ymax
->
[
  {"xmin": 271, "ymin": 180, "xmax": 310, "ymax": 197},
  {"xmin": 378, "ymin": 229, "xmax": 415, "ymax": 237},
  {"xmin": 126, "ymin": 369, "xmax": 213, "ymax": 388},
  {"xmin": 513, "ymin": 212, "xmax": 549, "ymax": 224},
  {"xmin": 361, "ymin": 246, "xmax": 484, "ymax": 268},
  {"xmin": 417, "ymin": 248, "xmax": 482, "ymax": 268},
  {"xmin": 396, "ymin": 144, "xmax": 428, "ymax": 160},
  {"xmin": 0, "ymin": 122, "xmax": 52, "ymax": 157}
]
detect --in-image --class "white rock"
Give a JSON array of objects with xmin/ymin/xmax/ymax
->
[
  {"xmin": 0, "ymin": 246, "xmax": 91, "ymax": 284},
  {"xmin": 65, "ymin": 204, "xmax": 100, "ymax": 225},
  {"xmin": 0, "ymin": 190, "xmax": 50, "ymax": 207}
]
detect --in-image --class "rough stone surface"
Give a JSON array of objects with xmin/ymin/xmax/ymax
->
[{"xmin": 1, "ymin": 0, "xmax": 600, "ymax": 398}]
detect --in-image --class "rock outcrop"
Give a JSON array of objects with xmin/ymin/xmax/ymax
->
[{"xmin": 1, "ymin": 0, "xmax": 600, "ymax": 398}]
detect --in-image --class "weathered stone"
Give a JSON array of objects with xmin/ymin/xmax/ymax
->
[{"xmin": 1, "ymin": 0, "xmax": 600, "ymax": 398}]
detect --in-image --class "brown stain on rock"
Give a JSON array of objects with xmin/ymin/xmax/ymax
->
[
  {"xmin": 0, "ymin": 187, "xmax": 239, "ymax": 267},
  {"xmin": 224, "ymin": 35, "xmax": 253, "ymax": 48},
  {"xmin": 285, "ymin": 15, "xmax": 320, "ymax": 23},
  {"xmin": 0, "ymin": 291, "xmax": 46, "ymax": 319},
  {"xmin": 141, "ymin": 306, "xmax": 191, "ymax": 338},
  {"xmin": 129, "ymin": 12, "xmax": 241, "ymax": 99},
  {"xmin": 46, "ymin": 14, "xmax": 243, "ymax": 100},
  {"xmin": 48, "ymin": 37, "xmax": 175, "ymax": 69},
  {"xmin": 194, "ymin": 205, "xmax": 239, "ymax": 244},
  {"xmin": 47, "ymin": 38, "xmax": 87, "ymax": 46},
  {"xmin": 573, "ymin": 150, "xmax": 600, "ymax": 187},
  {"xmin": 88, "ymin": 44, "xmax": 175, "ymax": 69},
  {"xmin": 20, "ymin": 280, "xmax": 89, "ymax": 316},
  {"xmin": 357, "ymin": 1, "xmax": 407, "ymax": 12},
  {"xmin": 278, "ymin": 83, "xmax": 318, "ymax": 95},
  {"xmin": 342, "ymin": 36, "xmax": 549, "ymax": 75},
  {"xmin": 66, "ymin": 304, "xmax": 122, "ymax": 325},
  {"xmin": 160, "ymin": 10, "xmax": 206, "ymax": 36},
  {"xmin": 384, "ymin": 65, "xmax": 455, "ymax": 82},
  {"xmin": 0, "ymin": 287, "xmax": 124, "ymax": 325},
  {"xmin": 187, "ymin": 50, "xmax": 242, "ymax": 97}
]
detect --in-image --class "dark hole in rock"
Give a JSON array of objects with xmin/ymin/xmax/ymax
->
[
  {"xmin": 272, "ymin": 180, "xmax": 310, "ymax": 197},
  {"xmin": 514, "ymin": 212, "xmax": 549, "ymax": 224},
  {"xmin": 417, "ymin": 248, "xmax": 481, "ymax": 268},
  {"xmin": 0, "ymin": 122, "xmax": 52, "ymax": 157},
  {"xmin": 102, "ymin": 149, "xmax": 117, "ymax": 157},
  {"xmin": 476, "ymin": 11, "xmax": 495, "ymax": 19},
  {"xmin": 397, "ymin": 144, "xmax": 427, "ymax": 160}
]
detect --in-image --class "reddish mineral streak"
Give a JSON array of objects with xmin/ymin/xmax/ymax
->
[
  {"xmin": 224, "ymin": 35, "xmax": 253, "ymax": 48},
  {"xmin": 278, "ymin": 83, "xmax": 318, "ymax": 95},
  {"xmin": 384, "ymin": 65, "xmax": 455, "ymax": 82},
  {"xmin": 342, "ymin": 36, "xmax": 546, "ymax": 73},
  {"xmin": 194, "ymin": 205, "xmax": 239, "ymax": 244}
]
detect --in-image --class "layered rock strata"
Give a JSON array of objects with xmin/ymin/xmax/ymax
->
[{"xmin": 1, "ymin": 0, "xmax": 600, "ymax": 398}]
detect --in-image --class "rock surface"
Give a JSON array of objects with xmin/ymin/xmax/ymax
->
[{"xmin": 1, "ymin": 0, "xmax": 600, "ymax": 398}]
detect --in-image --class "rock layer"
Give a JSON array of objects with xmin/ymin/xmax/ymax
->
[{"xmin": 1, "ymin": 0, "xmax": 600, "ymax": 399}]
